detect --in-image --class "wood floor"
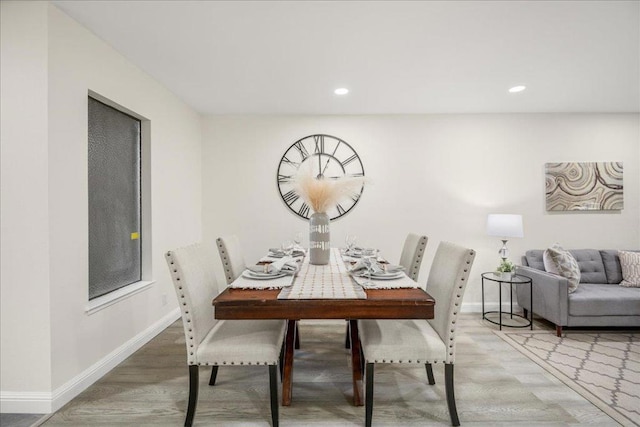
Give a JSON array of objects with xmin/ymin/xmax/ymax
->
[{"xmin": 14, "ymin": 314, "xmax": 621, "ymax": 426}]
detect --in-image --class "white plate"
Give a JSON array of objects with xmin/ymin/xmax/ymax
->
[
  {"xmin": 242, "ymin": 270, "xmax": 287, "ymax": 280},
  {"xmin": 362, "ymin": 271, "xmax": 404, "ymax": 280}
]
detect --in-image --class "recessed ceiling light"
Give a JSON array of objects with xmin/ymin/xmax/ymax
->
[
  {"xmin": 334, "ymin": 88, "xmax": 349, "ymax": 95},
  {"xmin": 509, "ymin": 85, "xmax": 526, "ymax": 93}
]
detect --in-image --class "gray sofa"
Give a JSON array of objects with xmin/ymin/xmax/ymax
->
[{"xmin": 515, "ymin": 249, "xmax": 640, "ymax": 336}]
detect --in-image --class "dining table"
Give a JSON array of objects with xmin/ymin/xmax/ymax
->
[{"xmin": 212, "ymin": 248, "xmax": 436, "ymax": 406}]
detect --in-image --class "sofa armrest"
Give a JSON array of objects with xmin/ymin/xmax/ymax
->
[{"xmin": 515, "ymin": 266, "xmax": 569, "ymax": 326}]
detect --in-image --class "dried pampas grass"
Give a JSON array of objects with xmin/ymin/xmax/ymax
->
[{"xmin": 293, "ymin": 162, "xmax": 366, "ymax": 214}]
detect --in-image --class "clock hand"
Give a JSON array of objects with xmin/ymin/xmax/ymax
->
[{"xmin": 321, "ymin": 140, "xmax": 341, "ymax": 175}]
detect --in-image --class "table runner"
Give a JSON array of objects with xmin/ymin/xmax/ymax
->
[{"xmin": 278, "ymin": 248, "xmax": 367, "ymax": 299}]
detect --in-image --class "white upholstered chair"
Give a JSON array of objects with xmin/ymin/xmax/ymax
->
[
  {"xmin": 165, "ymin": 243, "xmax": 286, "ymax": 427},
  {"xmin": 359, "ymin": 241, "xmax": 476, "ymax": 426},
  {"xmin": 399, "ymin": 233, "xmax": 428, "ymax": 281},
  {"xmin": 217, "ymin": 234, "xmax": 301, "ymax": 349},
  {"xmin": 216, "ymin": 235, "xmax": 247, "ymax": 285},
  {"xmin": 345, "ymin": 233, "xmax": 428, "ymax": 349}
]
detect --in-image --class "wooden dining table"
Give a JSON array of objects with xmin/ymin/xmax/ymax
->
[{"xmin": 212, "ymin": 286, "xmax": 435, "ymax": 406}]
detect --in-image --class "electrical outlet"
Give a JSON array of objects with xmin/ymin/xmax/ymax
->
[{"xmin": 162, "ymin": 294, "xmax": 168, "ymax": 306}]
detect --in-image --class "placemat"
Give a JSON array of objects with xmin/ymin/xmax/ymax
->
[
  {"xmin": 350, "ymin": 271, "xmax": 420, "ymax": 289},
  {"xmin": 278, "ymin": 249, "xmax": 366, "ymax": 299},
  {"xmin": 231, "ymin": 272, "xmax": 295, "ymax": 289}
]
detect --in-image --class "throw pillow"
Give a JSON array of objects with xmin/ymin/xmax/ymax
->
[
  {"xmin": 544, "ymin": 243, "xmax": 581, "ymax": 293},
  {"xmin": 543, "ymin": 247, "xmax": 560, "ymax": 275},
  {"xmin": 619, "ymin": 250, "xmax": 640, "ymax": 288}
]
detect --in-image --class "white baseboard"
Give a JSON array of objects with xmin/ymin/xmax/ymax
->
[
  {"xmin": 0, "ymin": 392, "xmax": 51, "ymax": 414},
  {"xmin": 0, "ymin": 308, "xmax": 180, "ymax": 414}
]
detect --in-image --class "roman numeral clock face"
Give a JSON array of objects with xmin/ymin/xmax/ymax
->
[{"xmin": 277, "ymin": 134, "xmax": 365, "ymax": 220}]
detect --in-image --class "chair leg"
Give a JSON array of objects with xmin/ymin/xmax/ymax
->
[
  {"xmin": 345, "ymin": 321, "xmax": 351, "ymax": 349},
  {"xmin": 556, "ymin": 325, "xmax": 563, "ymax": 337},
  {"xmin": 279, "ymin": 342, "xmax": 285, "ymax": 381},
  {"xmin": 185, "ymin": 365, "xmax": 199, "ymax": 427},
  {"xmin": 269, "ymin": 365, "xmax": 279, "ymax": 427},
  {"xmin": 425, "ymin": 363, "xmax": 435, "ymax": 385},
  {"xmin": 295, "ymin": 321, "xmax": 300, "ymax": 349},
  {"xmin": 365, "ymin": 363, "xmax": 374, "ymax": 427},
  {"xmin": 208, "ymin": 366, "xmax": 218, "ymax": 386},
  {"xmin": 444, "ymin": 363, "xmax": 460, "ymax": 426}
]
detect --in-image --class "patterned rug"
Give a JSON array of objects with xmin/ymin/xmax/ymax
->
[{"xmin": 496, "ymin": 330, "xmax": 639, "ymax": 427}]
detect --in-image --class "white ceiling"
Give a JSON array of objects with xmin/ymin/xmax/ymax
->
[{"xmin": 53, "ymin": 0, "xmax": 640, "ymax": 114}]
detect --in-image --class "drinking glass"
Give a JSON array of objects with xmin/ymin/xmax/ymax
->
[
  {"xmin": 293, "ymin": 232, "xmax": 303, "ymax": 250},
  {"xmin": 361, "ymin": 248, "xmax": 378, "ymax": 287},
  {"xmin": 345, "ymin": 234, "xmax": 357, "ymax": 252},
  {"xmin": 281, "ymin": 240, "xmax": 294, "ymax": 257}
]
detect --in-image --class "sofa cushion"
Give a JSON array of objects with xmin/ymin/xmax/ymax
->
[
  {"xmin": 545, "ymin": 244, "xmax": 581, "ymax": 293},
  {"xmin": 569, "ymin": 249, "xmax": 607, "ymax": 284},
  {"xmin": 619, "ymin": 250, "xmax": 640, "ymax": 288},
  {"xmin": 569, "ymin": 283, "xmax": 640, "ymax": 316},
  {"xmin": 524, "ymin": 250, "xmax": 545, "ymax": 271},
  {"xmin": 600, "ymin": 250, "xmax": 624, "ymax": 284}
]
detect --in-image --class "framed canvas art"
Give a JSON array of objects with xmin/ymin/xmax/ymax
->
[{"xmin": 545, "ymin": 162, "xmax": 623, "ymax": 211}]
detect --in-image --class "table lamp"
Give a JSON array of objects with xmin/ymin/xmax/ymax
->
[{"xmin": 486, "ymin": 214, "xmax": 524, "ymax": 261}]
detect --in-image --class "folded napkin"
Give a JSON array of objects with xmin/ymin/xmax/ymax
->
[
  {"xmin": 268, "ymin": 248, "xmax": 286, "ymax": 258},
  {"xmin": 348, "ymin": 258, "xmax": 385, "ymax": 275},
  {"xmin": 348, "ymin": 258, "xmax": 405, "ymax": 276},
  {"xmin": 344, "ymin": 247, "xmax": 364, "ymax": 257},
  {"xmin": 268, "ymin": 248, "xmax": 306, "ymax": 258},
  {"xmin": 378, "ymin": 264, "xmax": 405, "ymax": 274},
  {"xmin": 247, "ymin": 256, "xmax": 300, "ymax": 275}
]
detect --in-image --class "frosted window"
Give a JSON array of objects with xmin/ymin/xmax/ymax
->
[{"xmin": 88, "ymin": 97, "xmax": 141, "ymax": 300}]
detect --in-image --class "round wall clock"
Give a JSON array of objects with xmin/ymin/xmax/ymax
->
[{"xmin": 277, "ymin": 134, "xmax": 365, "ymax": 220}]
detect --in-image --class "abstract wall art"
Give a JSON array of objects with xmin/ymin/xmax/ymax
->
[{"xmin": 545, "ymin": 162, "xmax": 623, "ymax": 211}]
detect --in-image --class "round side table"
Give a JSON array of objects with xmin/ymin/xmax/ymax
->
[{"xmin": 481, "ymin": 272, "xmax": 533, "ymax": 330}]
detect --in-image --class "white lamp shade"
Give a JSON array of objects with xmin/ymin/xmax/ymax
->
[{"xmin": 486, "ymin": 214, "xmax": 524, "ymax": 238}]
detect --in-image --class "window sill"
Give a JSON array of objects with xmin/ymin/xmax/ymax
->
[{"xmin": 86, "ymin": 280, "xmax": 156, "ymax": 315}]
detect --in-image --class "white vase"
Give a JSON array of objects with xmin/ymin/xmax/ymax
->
[
  {"xmin": 309, "ymin": 212, "xmax": 330, "ymax": 265},
  {"xmin": 498, "ymin": 271, "xmax": 513, "ymax": 280}
]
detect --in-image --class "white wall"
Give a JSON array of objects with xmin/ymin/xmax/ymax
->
[
  {"xmin": 202, "ymin": 114, "xmax": 639, "ymax": 310},
  {"xmin": 1, "ymin": 0, "xmax": 52, "ymax": 396},
  {"xmin": 1, "ymin": 2, "xmax": 203, "ymax": 412}
]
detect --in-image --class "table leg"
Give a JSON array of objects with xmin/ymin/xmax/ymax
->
[
  {"xmin": 510, "ymin": 283, "xmax": 514, "ymax": 319},
  {"xmin": 282, "ymin": 319, "xmax": 297, "ymax": 406},
  {"xmin": 481, "ymin": 277, "xmax": 485, "ymax": 320},
  {"xmin": 499, "ymin": 281, "xmax": 503, "ymax": 330},
  {"xmin": 530, "ymin": 279, "xmax": 534, "ymax": 330},
  {"xmin": 349, "ymin": 319, "xmax": 364, "ymax": 406}
]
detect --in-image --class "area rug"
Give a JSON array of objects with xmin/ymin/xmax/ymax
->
[{"xmin": 495, "ymin": 330, "xmax": 639, "ymax": 427}]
